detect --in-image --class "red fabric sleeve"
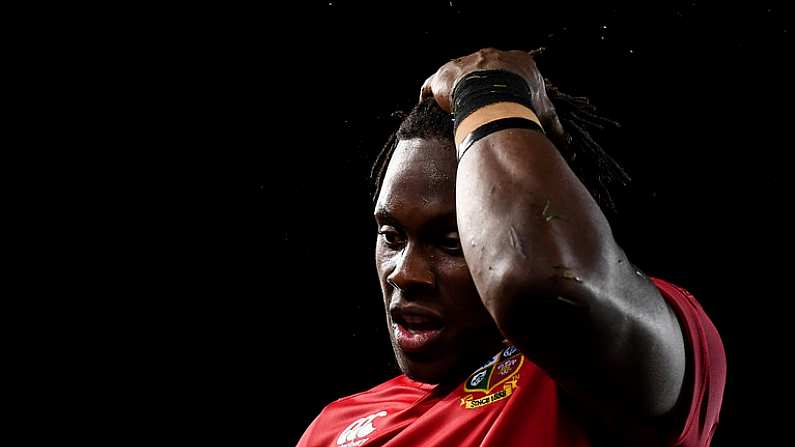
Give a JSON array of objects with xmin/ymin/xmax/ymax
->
[{"xmin": 651, "ymin": 278, "xmax": 726, "ymax": 447}]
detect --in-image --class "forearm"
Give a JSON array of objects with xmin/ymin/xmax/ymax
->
[{"xmin": 456, "ymin": 128, "xmax": 686, "ymax": 424}]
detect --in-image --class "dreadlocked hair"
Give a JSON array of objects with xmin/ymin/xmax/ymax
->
[
  {"xmin": 370, "ymin": 73, "xmax": 631, "ymax": 215},
  {"xmin": 543, "ymin": 82, "xmax": 631, "ymax": 213}
]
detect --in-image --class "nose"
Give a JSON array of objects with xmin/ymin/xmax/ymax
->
[{"xmin": 386, "ymin": 244, "xmax": 435, "ymax": 293}]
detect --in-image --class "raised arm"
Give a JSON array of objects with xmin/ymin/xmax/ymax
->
[{"xmin": 421, "ymin": 48, "xmax": 687, "ymax": 445}]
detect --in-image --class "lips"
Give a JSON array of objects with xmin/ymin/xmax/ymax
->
[{"xmin": 390, "ymin": 306, "xmax": 445, "ymax": 353}]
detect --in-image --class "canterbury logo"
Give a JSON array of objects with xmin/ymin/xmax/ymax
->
[{"xmin": 336, "ymin": 410, "xmax": 388, "ymax": 447}]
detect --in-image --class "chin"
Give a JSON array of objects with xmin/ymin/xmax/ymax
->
[
  {"xmin": 393, "ymin": 348, "xmax": 458, "ymax": 385},
  {"xmin": 389, "ymin": 331, "xmax": 503, "ymax": 385},
  {"xmin": 400, "ymin": 361, "xmax": 445, "ymax": 384}
]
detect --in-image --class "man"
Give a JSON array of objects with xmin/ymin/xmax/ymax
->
[{"xmin": 297, "ymin": 48, "xmax": 725, "ymax": 446}]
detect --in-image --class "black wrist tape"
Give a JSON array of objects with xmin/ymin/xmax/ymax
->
[{"xmin": 452, "ymin": 69, "xmax": 537, "ymax": 134}]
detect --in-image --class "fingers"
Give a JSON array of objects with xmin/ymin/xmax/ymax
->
[{"xmin": 420, "ymin": 49, "xmax": 541, "ymax": 110}]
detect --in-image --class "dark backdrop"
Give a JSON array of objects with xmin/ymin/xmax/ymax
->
[{"xmin": 89, "ymin": 1, "xmax": 791, "ymax": 445}]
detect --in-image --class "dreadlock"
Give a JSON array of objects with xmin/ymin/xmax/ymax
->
[
  {"xmin": 543, "ymin": 82, "xmax": 631, "ymax": 214},
  {"xmin": 370, "ymin": 64, "xmax": 631, "ymax": 215}
]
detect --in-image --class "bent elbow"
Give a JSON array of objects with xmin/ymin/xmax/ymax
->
[{"xmin": 475, "ymin": 260, "xmax": 593, "ymax": 338}]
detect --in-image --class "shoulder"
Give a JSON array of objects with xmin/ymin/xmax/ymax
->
[
  {"xmin": 650, "ymin": 277, "xmax": 726, "ymax": 446},
  {"xmin": 651, "ymin": 277, "xmax": 725, "ymax": 374},
  {"xmin": 316, "ymin": 374, "xmax": 422, "ymax": 420},
  {"xmin": 296, "ymin": 375, "xmax": 430, "ymax": 447},
  {"xmin": 328, "ymin": 375, "xmax": 435, "ymax": 408}
]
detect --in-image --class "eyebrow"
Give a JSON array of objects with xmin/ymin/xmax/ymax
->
[
  {"xmin": 373, "ymin": 208, "xmax": 458, "ymax": 231},
  {"xmin": 374, "ymin": 208, "xmax": 399, "ymax": 225}
]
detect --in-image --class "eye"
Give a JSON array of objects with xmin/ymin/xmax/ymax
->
[
  {"xmin": 439, "ymin": 231, "xmax": 462, "ymax": 254},
  {"xmin": 378, "ymin": 226, "xmax": 405, "ymax": 248}
]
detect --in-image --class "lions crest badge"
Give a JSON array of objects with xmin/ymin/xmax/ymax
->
[{"xmin": 460, "ymin": 345, "xmax": 523, "ymax": 409}]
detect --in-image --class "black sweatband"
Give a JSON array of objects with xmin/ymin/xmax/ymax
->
[
  {"xmin": 458, "ymin": 117, "xmax": 544, "ymax": 161},
  {"xmin": 452, "ymin": 70, "xmax": 536, "ymax": 134}
]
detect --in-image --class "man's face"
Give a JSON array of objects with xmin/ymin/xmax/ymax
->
[{"xmin": 374, "ymin": 138, "xmax": 503, "ymax": 384}]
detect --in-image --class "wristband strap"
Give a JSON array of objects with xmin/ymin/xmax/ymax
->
[
  {"xmin": 454, "ymin": 101, "xmax": 543, "ymax": 146},
  {"xmin": 458, "ymin": 117, "xmax": 544, "ymax": 161}
]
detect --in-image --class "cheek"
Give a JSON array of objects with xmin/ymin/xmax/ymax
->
[
  {"xmin": 439, "ymin": 260, "xmax": 480, "ymax": 302},
  {"xmin": 441, "ymin": 266, "xmax": 494, "ymax": 328},
  {"xmin": 374, "ymin": 244, "xmax": 395, "ymax": 283},
  {"xmin": 374, "ymin": 243, "xmax": 385, "ymax": 268}
]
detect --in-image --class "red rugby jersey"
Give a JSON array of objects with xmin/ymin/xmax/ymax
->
[{"xmin": 297, "ymin": 278, "xmax": 726, "ymax": 447}]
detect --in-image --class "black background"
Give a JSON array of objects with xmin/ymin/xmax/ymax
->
[{"xmin": 46, "ymin": 1, "xmax": 792, "ymax": 445}]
